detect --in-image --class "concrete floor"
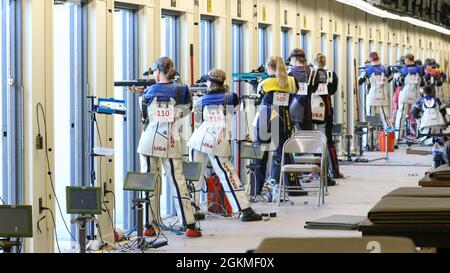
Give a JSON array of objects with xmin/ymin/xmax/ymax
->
[{"xmin": 136, "ymin": 146, "xmax": 432, "ymax": 253}]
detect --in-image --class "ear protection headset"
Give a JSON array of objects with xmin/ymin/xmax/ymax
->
[
  {"xmin": 150, "ymin": 62, "xmax": 163, "ymax": 74},
  {"xmin": 150, "ymin": 60, "xmax": 172, "ymax": 75},
  {"xmin": 200, "ymin": 71, "xmax": 225, "ymax": 85}
]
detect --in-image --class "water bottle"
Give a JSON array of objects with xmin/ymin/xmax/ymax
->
[
  {"xmin": 272, "ymin": 185, "xmax": 279, "ymax": 203},
  {"xmin": 432, "ymin": 141, "xmax": 444, "ymax": 169}
]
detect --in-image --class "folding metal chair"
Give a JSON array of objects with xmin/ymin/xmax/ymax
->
[
  {"xmin": 291, "ymin": 131, "xmax": 327, "ymax": 164},
  {"xmin": 279, "ymin": 137, "xmax": 327, "ymax": 207},
  {"xmin": 291, "ymin": 131, "xmax": 330, "ymax": 193},
  {"xmin": 292, "ymin": 130, "xmax": 327, "ymax": 146}
]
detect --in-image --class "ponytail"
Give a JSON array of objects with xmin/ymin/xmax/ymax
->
[
  {"xmin": 166, "ymin": 67, "xmax": 177, "ymax": 79},
  {"xmin": 266, "ymin": 56, "xmax": 289, "ymax": 89},
  {"xmin": 276, "ymin": 57, "xmax": 289, "ymax": 89},
  {"xmin": 154, "ymin": 57, "xmax": 177, "ymax": 79},
  {"xmin": 314, "ymin": 53, "xmax": 327, "ymax": 68}
]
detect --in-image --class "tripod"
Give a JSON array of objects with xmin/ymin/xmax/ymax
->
[
  {"xmin": 71, "ymin": 216, "xmax": 95, "ymax": 253},
  {"xmin": 130, "ymin": 192, "xmax": 168, "ymax": 250},
  {"xmin": 369, "ymin": 129, "xmax": 392, "ymax": 162},
  {"xmin": 143, "ymin": 191, "xmax": 154, "ymax": 236},
  {"xmin": 353, "ymin": 122, "xmax": 370, "ymax": 163},
  {"xmin": 343, "ymin": 134, "xmax": 354, "ymax": 162}
]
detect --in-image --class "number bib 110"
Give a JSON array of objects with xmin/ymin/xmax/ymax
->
[
  {"xmin": 273, "ymin": 92, "xmax": 289, "ymax": 106},
  {"xmin": 154, "ymin": 105, "xmax": 175, "ymax": 122}
]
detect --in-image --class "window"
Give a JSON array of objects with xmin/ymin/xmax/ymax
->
[
  {"xmin": 320, "ymin": 33, "xmax": 328, "ymax": 62},
  {"xmin": 231, "ymin": 21, "xmax": 244, "ymax": 179},
  {"xmin": 281, "ymin": 28, "xmax": 290, "ymax": 61},
  {"xmin": 346, "ymin": 38, "xmax": 354, "ymax": 137},
  {"xmin": 301, "ymin": 30, "xmax": 312, "ymax": 63},
  {"xmin": 53, "ymin": 1, "xmax": 86, "ymax": 251},
  {"xmin": 160, "ymin": 12, "xmax": 181, "ymax": 216},
  {"xmin": 435, "ymin": 50, "xmax": 440, "ymax": 64},
  {"xmin": 113, "ymin": 7, "xmax": 139, "ymax": 231},
  {"xmin": 1, "ymin": 0, "xmax": 22, "ymax": 206},
  {"xmin": 232, "ymin": 22, "xmax": 244, "ymax": 93},
  {"xmin": 332, "ymin": 35, "xmax": 341, "ymax": 120},
  {"xmin": 387, "ymin": 42, "xmax": 393, "ymax": 116},
  {"xmin": 358, "ymin": 39, "xmax": 365, "ymax": 67},
  {"xmin": 358, "ymin": 39, "xmax": 368, "ymax": 146},
  {"xmin": 369, "ymin": 40, "xmax": 375, "ymax": 54},
  {"xmin": 0, "ymin": 0, "xmax": 5, "ymax": 204},
  {"xmin": 258, "ymin": 24, "xmax": 268, "ymax": 65},
  {"xmin": 200, "ymin": 18, "xmax": 214, "ymax": 76},
  {"xmin": 387, "ymin": 43, "xmax": 393, "ymax": 65},
  {"xmin": 395, "ymin": 44, "xmax": 401, "ymax": 62},
  {"xmin": 379, "ymin": 42, "xmax": 384, "ymax": 63},
  {"xmin": 161, "ymin": 13, "xmax": 180, "ymax": 71},
  {"xmin": 413, "ymin": 48, "xmax": 419, "ymax": 62}
]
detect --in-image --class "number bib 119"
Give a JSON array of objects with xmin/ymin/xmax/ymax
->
[
  {"xmin": 273, "ymin": 92, "xmax": 289, "ymax": 106},
  {"xmin": 154, "ymin": 105, "xmax": 175, "ymax": 122},
  {"xmin": 204, "ymin": 109, "xmax": 225, "ymax": 127}
]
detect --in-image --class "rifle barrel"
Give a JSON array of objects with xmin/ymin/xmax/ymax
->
[{"xmin": 114, "ymin": 80, "xmax": 156, "ymax": 87}]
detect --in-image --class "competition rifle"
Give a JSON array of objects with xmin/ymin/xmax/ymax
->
[
  {"xmin": 232, "ymin": 65, "xmax": 270, "ymax": 93},
  {"xmin": 114, "ymin": 70, "xmax": 157, "ymax": 87},
  {"xmin": 114, "ymin": 70, "xmax": 182, "ymax": 88}
]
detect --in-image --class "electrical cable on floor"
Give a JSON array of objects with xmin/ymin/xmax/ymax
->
[
  {"xmin": 0, "ymin": 196, "xmax": 6, "ymax": 205},
  {"xmin": 148, "ymin": 174, "xmax": 183, "ymax": 236},
  {"xmin": 153, "ymin": 222, "xmax": 183, "ymax": 235},
  {"xmin": 118, "ymin": 220, "xmax": 167, "ymax": 253},
  {"xmin": 151, "ymin": 199, "xmax": 183, "ymax": 235},
  {"xmin": 36, "ymin": 103, "xmax": 78, "ymax": 247}
]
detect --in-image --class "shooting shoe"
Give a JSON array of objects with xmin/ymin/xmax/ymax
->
[
  {"xmin": 241, "ymin": 208, "xmax": 263, "ymax": 222},
  {"xmin": 185, "ymin": 228, "xmax": 202, "ymax": 238},
  {"xmin": 327, "ymin": 178, "xmax": 337, "ymax": 186},
  {"xmin": 143, "ymin": 226, "xmax": 156, "ymax": 237}
]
